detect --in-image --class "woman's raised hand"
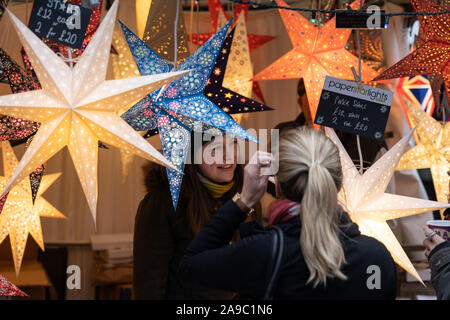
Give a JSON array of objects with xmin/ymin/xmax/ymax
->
[{"xmin": 240, "ymin": 151, "xmax": 275, "ymax": 208}]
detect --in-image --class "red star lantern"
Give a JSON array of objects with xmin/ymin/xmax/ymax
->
[
  {"xmin": 0, "ymin": 274, "xmax": 27, "ymax": 296},
  {"xmin": 189, "ymin": 0, "xmax": 274, "ymax": 50},
  {"xmin": 374, "ymin": 0, "xmax": 450, "ymax": 107},
  {"xmin": 253, "ymin": 0, "xmax": 379, "ymax": 122}
]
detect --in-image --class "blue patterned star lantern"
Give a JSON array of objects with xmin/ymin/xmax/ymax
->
[
  {"xmin": 127, "ymin": 95, "xmax": 189, "ymax": 209},
  {"xmin": 120, "ymin": 20, "xmax": 258, "ymax": 209},
  {"xmin": 120, "ymin": 20, "xmax": 257, "ymax": 143}
]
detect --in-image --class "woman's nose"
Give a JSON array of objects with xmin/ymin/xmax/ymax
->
[{"xmin": 223, "ymin": 146, "xmax": 235, "ymax": 163}]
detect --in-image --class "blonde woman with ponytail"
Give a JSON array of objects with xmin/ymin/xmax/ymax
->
[{"xmin": 181, "ymin": 127, "xmax": 397, "ymax": 300}]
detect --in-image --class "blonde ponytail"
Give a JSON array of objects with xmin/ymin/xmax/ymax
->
[{"xmin": 277, "ymin": 127, "xmax": 347, "ymax": 287}]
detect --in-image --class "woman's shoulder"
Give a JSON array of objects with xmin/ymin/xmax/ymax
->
[{"xmin": 347, "ymin": 233, "xmax": 395, "ymax": 266}]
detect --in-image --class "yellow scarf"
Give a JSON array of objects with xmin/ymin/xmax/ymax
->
[{"xmin": 198, "ymin": 174, "xmax": 235, "ymax": 199}]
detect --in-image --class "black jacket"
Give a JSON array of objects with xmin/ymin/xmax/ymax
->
[
  {"xmin": 133, "ymin": 168, "xmax": 234, "ymax": 300},
  {"xmin": 180, "ymin": 200, "xmax": 397, "ymax": 300},
  {"xmin": 428, "ymin": 241, "xmax": 450, "ymax": 300}
]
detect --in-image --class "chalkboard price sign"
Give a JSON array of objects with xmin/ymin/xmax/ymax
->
[
  {"xmin": 314, "ymin": 76, "xmax": 393, "ymax": 140},
  {"xmin": 28, "ymin": 0, "xmax": 92, "ymax": 49}
]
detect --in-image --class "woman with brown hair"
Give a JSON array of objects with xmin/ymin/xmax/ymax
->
[
  {"xmin": 133, "ymin": 132, "xmax": 261, "ymax": 299},
  {"xmin": 180, "ymin": 127, "xmax": 397, "ymax": 299}
]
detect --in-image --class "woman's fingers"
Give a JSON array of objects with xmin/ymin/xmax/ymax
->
[
  {"xmin": 423, "ymin": 226, "xmax": 445, "ymax": 246},
  {"xmin": 423, "ymin": 238, "xmax": 434, "ymax": 251}
]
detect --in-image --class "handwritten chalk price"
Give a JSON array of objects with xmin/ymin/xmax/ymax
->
[
  {"xmin": 314, "ymin": 76, "xmax": 393, "ymax": 140},
  {"xmin": 29, "ymin": 0, "xmax": 92, "ymax": 49}
]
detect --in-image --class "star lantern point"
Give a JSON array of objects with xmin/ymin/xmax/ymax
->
[
  {"xmin": 253, "ymin": 0, "xmax": 379, "ymax": 121},
  {"xmin": 0, "ymin": 140, "xmax": 65, "ymax": 275},
  {"xmin": 0, "ymin": 1, "xmax": 187, "ymax": 224},
  {"xmin": 326, "ymin": 127, "xmax": 450, "ymax": 282}
]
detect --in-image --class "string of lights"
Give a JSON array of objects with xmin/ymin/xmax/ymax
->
[{"xmin": 229, "ymin": 0, "xmax": 450, "ymax": 17}]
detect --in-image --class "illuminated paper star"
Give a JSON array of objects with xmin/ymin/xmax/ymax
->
[
  {"xmin": 222, "ymin": 14, "xmax": 252, "ymax": 99},
  {"xmin": 188, "ymin": 0, "xmax": 273, "ymax": 104},
  {"xmin": 204, "ymin": 18, "xmax": 273, "ymax": 123},
  {"xmin": 120, "ymin": 19, "xmax": 257, "ymax": 208},
  {"xmin": 0, "ymin": 274, "xmax": 27, "ymax": 296},
  {"xmin": 0, "ymin": 48, "xmax": 40, "ymax": 143},
  {"xmin": 188, "ymin": 0, "xmax": 274, "ymax": 51},
  {"xmin": 110, "ymin": 23, "xmax": 141, "ymax": 113},
  {"xmin": 326, "ymin": 127, "xmax": 450, "ymax": 281},
  {"xmin": 110, "ymin": 24, "xmax": 143, "ymax": 180},
  {"xmin": 0, "ymin": 140, "xmax": 65, "ymax": 275},
  {"xmin": 120, "ymin": 19, "xmax": 257, "ymax": 143},
  {"xmin": 0, "ymin": 0, "xmax": 9, "ymax": 23},
  {"xmin": 347, "ymin": 30, "xmax": 386, "ymax": 78},
  {"xmin": 123, "ymin": 95, "xmax": 190, "ymax": 209},
  {"xmin": 396, "ymin": 97, "xmax": 450, "ymax": 217},
  {"xmin": 136, "ymin": 0, "xmax": 152, "ymax": 38},
  {"xmin": 415, "ymin": 0, "xmax": 450, "ymax": 113},
  {"xmin": 253, "ymin": 0, "xmax": 379, "ymax": 121},
  {"xmin": 0, "ymin": 49, "xmax": 48, "ymax": 202},
  {"xmin": 141, "ymin": 0, "xmax": 190, "ymax": 65},
  {"xmin": 374, "ymin": 0, "xmax": 450, "ymax": 106},
  {"xmin": 0, "ymin": 1, "xmax": 187, "ymax": 224}
]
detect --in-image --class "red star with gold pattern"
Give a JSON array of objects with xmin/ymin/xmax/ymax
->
[{"xmin": 374, "ymin": 0, "xmax": 450, "ymax": 106}]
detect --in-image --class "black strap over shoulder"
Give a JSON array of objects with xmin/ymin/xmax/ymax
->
[{"xmin": 263, "ymin": 225, "xmax": 285, "ymax": 300}]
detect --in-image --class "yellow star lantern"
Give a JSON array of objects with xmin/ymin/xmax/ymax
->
[
  {"xmin": 0, "ymin": 1, "xmax": 187, "ymax": 225},
  {"xmin": 396, "ymin": 97, "xmax": 450, "ymax": 217},
  {"xmin": 223, "ymin": 13, "xmax": 253, "ymax": 124},
  {"xmin": 325, "ymin": 127, "xmax": 450, "ymax": 282},
  {"xmin": 110, "ymin": 23, "xmax": 145, "ymax": 180},
  {"xmin": 136, "ymin": 0, "xmax": 152, "ymax": 39},
  {"xmin": 111, "ymin": 23, "xmax": 140, "ymax": 84},
  {"xmin": 253, "ymin": 0, "xmax": 378, "ymax": 121},
  {"xmin": 0, "ymin": 140, "xmax": 65, "ymax": 275}
]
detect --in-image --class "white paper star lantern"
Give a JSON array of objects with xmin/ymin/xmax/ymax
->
[
  {"xmin": 0, "ymin": 141, "xmax": 65, "ymax": 275},
  {"xmin": 325, "ymin": 127, "xmax": 450, "ymax": 282},
  {"xmin": 0, "ymin": 1, "xmax": 187, "ymax": 224}
]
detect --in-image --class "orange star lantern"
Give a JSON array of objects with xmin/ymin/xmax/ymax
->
[
  {"xmin": 253, "ymin": 0, "xmax": 379, "ymax": 121},
  {"xmin": 374, "ymin": 0, "xmax": 450, "ymax": 104}
]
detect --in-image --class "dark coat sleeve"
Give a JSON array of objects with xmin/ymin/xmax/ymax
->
[
  {"xmin": 133, "ymin": 191, "xmax": 174, "ymax": 299},
  {"xmin": 179, "ymin": 200, "xmax": 273, "ymax": 299},
  {"xmin": 429, "ymin": 242, "xmax": 450, "ymax": 300}
]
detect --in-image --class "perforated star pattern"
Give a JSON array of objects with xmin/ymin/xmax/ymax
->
[
  {"xmin": 396, "ymin": 97, "xmax": 450, "ymax": 217},
  {"xmin": 204, "ymin": 20, "xmax": 273, "ymax": 121},
  {"xmin": 0, "ymin": 140, "xmax": 65, "ymax": 275},
  {"xmin": 374, "ymin": 0, "xmax": 450, "ymax": 107},
  {"xmin": 142, "ymin": 0, "xmax": 190, "ymax": 65},
  {"xmin": 0, "ymin": 274, "xmax": 27, "ymax": 296},
  {"xmin": 0, "ymin": 48, "xmax": 40, "ymax": 143},
  {"xmin": 0, "ymin": 1, "xmax": 186, "ymax": 224},
  {"xmin": 120, "ymin": 19, "xmax": 257, "ymax": 143},
  {"xmin": 253, "ymin": 0, "xmax": 378, "ymax": 121},
  {"xmin": 326, "ymin": 127, "xmax": 450, "ymax": 282},
  {"xmin": 187, "ymin": 0, "xmax": 272, "ymax": 103}
]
